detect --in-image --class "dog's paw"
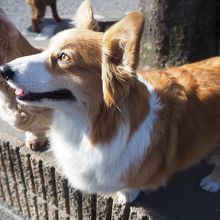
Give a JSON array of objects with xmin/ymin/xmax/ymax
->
[
  {"xmin": 31, "ymin": 23, "xmax": 41, "ymax": 33},
  {"xmin": 200, "ymin": 175, "xmax": 220, "ymax": 192},
  {"xmin": 115, "ymin": 189, "xmax": 140, "ymax": 204},
  {"xmin": 55, "ymin": 17, "xmax": 62, "ymax": 23},
  {"xmin": 25, "ymin": 131, "xmax": 46, "ymax": 151}
]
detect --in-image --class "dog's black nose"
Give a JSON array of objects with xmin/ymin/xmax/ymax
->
[{"xmin": 0, "ymin": 64, "xmax": 15, "ymax": 80}]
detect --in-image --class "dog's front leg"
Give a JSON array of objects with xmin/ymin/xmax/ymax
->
[
  {"xmin": 25, "ymin": 130, "xmax": 47, "ymax": 151},
  {"xmin": 200, "ymin": 149, "xmax": 220, "ymax": 192},
  {"xmin": 50, "ymin": 1, "xmax": 62, "ymax": 23},
  {"xmin": 115, "ymin": 189, "xmax": 140, "ymax": 204}
]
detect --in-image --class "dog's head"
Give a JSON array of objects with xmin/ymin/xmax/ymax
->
[{"xmin": 0, "ymin": 0, "xmax": 144, "ymax": 114}]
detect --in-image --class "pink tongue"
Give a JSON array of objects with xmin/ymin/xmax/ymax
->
[{"xmin": 15, "ymin": 88, "xmax": 25, "ymax": 97}]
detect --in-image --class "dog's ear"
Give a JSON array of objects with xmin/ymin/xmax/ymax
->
[
  {"xmin": 74, "ymin": 0, "xmax": 99, "ymax": 31},
  {"xmin": 102, "ymin": 12, "xmax": 145, "ymax": 107}
]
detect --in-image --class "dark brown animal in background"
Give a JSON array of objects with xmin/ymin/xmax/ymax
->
[
  {"xmin": 26, "ymin": 0, "xmax": 62, "ymax": 33},
  {"xmin": 0, "ymin": 8, "xmax": 52, "ymax": 150}
]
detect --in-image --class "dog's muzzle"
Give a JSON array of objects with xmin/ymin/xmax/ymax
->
[{"xmin": 0, "ymin": 64, "xmax": 15, "ymax": 80}]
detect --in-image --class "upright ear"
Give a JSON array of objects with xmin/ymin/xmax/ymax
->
[
  {"xmin": 102, "ymin": 12, "xmax": 145, "ymax": 107},
  {"xmin": 74, "ymin": 0, "xmax": 99, "ymax": 31}
]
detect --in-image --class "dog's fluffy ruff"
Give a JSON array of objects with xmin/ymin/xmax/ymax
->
[{"xmin": 50, "ymin": 76, "xmax": 161, "ymax": 194}]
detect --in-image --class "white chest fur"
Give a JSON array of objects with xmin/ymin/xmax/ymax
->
[
  {"xmin": 0, "ymin": 90, "xmax": 16, "ymax": 127},
  {"xmin": 50, "ymin": 79, "xmax": 161, "ymax": 194}
]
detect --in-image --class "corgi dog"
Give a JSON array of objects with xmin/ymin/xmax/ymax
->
[
  {"xmin": 0, "ymin": 8, "xmax": 52, "ymax": 150},
  {"xmin": 1, "ymin": 0, "xmax": 220, "ymax": 203},
  {"xmin": 26, "ymin": 0, "xmax": 62, "ymax": 33}
]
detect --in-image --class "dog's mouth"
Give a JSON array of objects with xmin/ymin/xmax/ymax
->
[{"xmin": 15, "ymin": 88, "xmax": 76, "ymax": 102}]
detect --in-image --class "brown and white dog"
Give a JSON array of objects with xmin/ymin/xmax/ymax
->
[
  {"xmin": 1, "ymin": 1, "xmax": 220, "ymax": 202},
  {"xmin": 26, "ymin": 0, "xmax": 62, "ymax": 33},
  {"xmin": 0, "ymin": 8, "xmax": 52, "ymax": 150}
]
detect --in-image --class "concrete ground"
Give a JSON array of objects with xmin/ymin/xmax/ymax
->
[
  {"xmin": 0, "ymin": 199, "xmax": 23, "ymax": 220},
  {"xmin": 0, "ymin": 0, "xmax": 220, "ymax": 219}
]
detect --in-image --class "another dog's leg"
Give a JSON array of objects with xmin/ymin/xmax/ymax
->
[
  {"xmin": 50, "ymin": 1, "xmax": 62, "ymax": 22},
  {"xmin": 200, "ymin": 150, "xmax": 220, "ymax": 192},
  {"xmin": 115, "ymin": 189, "xmax": 140, "ymax": 204},
  {"xmin": 25, "ymin": 131, "xmax": 47, "ymax": 150},
  {"xmin": 31, "ymin": 4, "xmax": 45, "ymax": 33},
  {"xmin": 31, "ymin": 6, "xmax": 41, "ymax": 33}
]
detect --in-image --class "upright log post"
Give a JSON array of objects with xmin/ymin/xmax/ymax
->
[{"xmin": 139, "ymin": 0, "xmax": 218, "ymax": 67}]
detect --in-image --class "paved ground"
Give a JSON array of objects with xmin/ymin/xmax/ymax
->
[
  {"xmin": 0, "ymin": 0, "xmax": 220, "ymax": 219},
  {"xmin": 0, "ymin": 200, "xmax": 23, "ymax": 220}
]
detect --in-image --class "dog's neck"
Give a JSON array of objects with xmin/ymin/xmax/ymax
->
[
  {"xmin": 89, "ymin": 76, "xmax": 151, "ymax": 144},
  {"xmin": 49, "ymin": 77, "xmax": 161, "ymax": 193},
  {"xmin": 50, "ymin": 76, "xmax": 161, "ymax": 149}
]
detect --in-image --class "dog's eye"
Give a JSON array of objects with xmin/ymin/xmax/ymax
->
[{"xmin": 58, "ymin": 52, "xmax": 71, "ymax": 63}]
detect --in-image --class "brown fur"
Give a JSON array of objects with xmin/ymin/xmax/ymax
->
[
  {"xmin": 123, "ymin": 59, "xmax": 220, "ymax": 189},
  {"xmin": 26, "ymin": 0, "xmax": 62, "ymax": 33},
  {"xmin": 44, "ymin": 6, "xmax": 220, "ymax": 191},
  {"xmin": 102, "ymin": 12, "xmax": 144, "ymax": 107},
  {"xmin": 0, "ymin": 9, "xmax": 52, "ymax": 150}
]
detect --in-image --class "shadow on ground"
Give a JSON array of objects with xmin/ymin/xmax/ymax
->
[
  {"xmin": 133, "ymin": 161, "xmax": 220, "ymax": 220},
  {"xmin": 26, "ymin": 18, "xmax": 72, "ymax": 35}
]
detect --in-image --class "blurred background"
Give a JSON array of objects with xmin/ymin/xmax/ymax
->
[{"xmin": 0, "ymin": 0, "xmax": 138, "ymax": 47}]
